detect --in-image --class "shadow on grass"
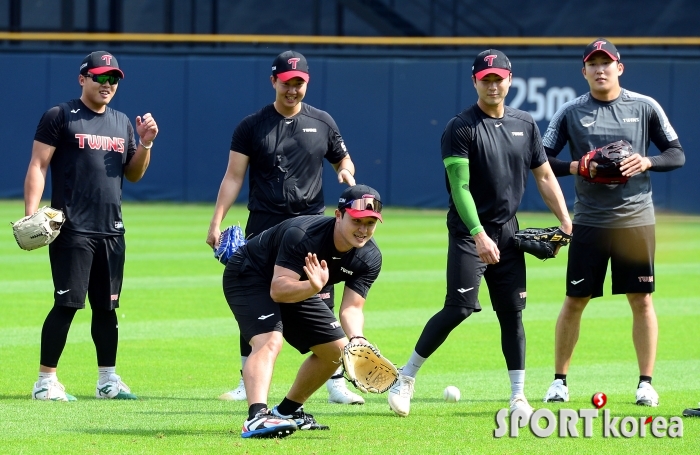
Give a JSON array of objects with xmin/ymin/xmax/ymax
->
[
  {"xmin": 76, "ymin": 428, "xmax": 235, "ymax": 437},
  {"xmin": 76, "ymin": 428, "xmax": 333, "ymax": 440}
]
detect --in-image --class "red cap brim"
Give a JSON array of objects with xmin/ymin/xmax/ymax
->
[
  {"xmin": 89, "ymin": 67, "xmax": 125, "ymax": 78},
  {"xmin": 474, "ymin": 68, "xmax": 511, "ymax": 80},
  {"xmin": 276, "ymin": 70, "xmax": 309, "ymax": 82},
  {"xmin": 345, "ymin": 208, "xmax": 383, "ymax": 222},
  {"xmin": 584, "ymin": 50, "xmax": 618, "ymax": 62}
]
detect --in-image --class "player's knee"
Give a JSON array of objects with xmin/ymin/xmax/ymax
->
[{"xmin": 250, "ymin": 332, "xmax": 284, "ymax": 355}]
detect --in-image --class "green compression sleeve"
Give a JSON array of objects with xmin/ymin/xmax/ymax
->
[{"xmin": 443, "ymin": 156, "xmax": 483, "ymax": 236}]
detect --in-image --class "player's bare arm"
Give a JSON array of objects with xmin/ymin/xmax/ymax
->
[
  {"xmin": 531, "ymin": 162, "xmax": 572, "ymax": 234},
  {"xmin": 332, "ymin": 155, "xmax": 356, "ymax": 186},
  {"xmin": 206, "ymin": 151, "xmax": 250, "ymax": 248},
  {"xmin": 23, "ymin": 141, "xmax": 56, "ymax": 216},
  {"xmin": 124, "ymin": 113, "xmax": 158, "ymax": 182},
  {"xmin": 338, "ymin": 287, "xmax": 368, "ymax": 344},
  {"xmin": 270, "ymin": 256, "xmax": 328, "ymax": 303}
]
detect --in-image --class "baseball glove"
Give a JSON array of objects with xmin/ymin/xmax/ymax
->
[
  {"xmin": 514, "ymin": 227, "xmax": 571, "ymax": 260},
  {"xmin": 213, "ymin": 224, "xmax": 246, "ymax": 265},
  {"xmin": 579, "ymin": 140, "xmax": 634, "ymax": 184},
  {"xmin": 341, "ymin": 341, "xmax": 399, "ymax": 394},
  {"xmin": 11, "ymin": 206, "xmax": 65, "ymax": 251}
]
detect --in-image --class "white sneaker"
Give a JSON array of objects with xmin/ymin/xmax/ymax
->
[
  {"xmin": 219, "ymin": 375, "xmax": 247, "ymax": 401},
  {"xmin": 95, "ymin": 373, "xmax": 137, "ymax": 399},
  {"xmin": 635, "ymin": 382, "xmax": 659, "ymax": 407},
  {"xmin": 32, "ymin": 377, "xmax": 77, "ymax": 401},
  {"xmin": 543, "ymin": 379, "xmax": 569, "ymax": 402},
  {"xmin": 388, "ymin": 371, "xmax": 415, "ymax": 417},
  {"xmin": 510, "ymin": 394, "xmax": 534, "ymax": 421},
  {"xmin": 327, "ymin": 378, "xmax": 364, "ymax": 404}
]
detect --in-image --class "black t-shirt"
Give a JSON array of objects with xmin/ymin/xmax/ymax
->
[
  {"xmin": 441, "ymin": 104, "xmax": 546, "ymax": 234},
  {"xmin": 230, "ymin": 103, "xmax": 348, "ymax": 216},
  {"xmin": 241, "ymin": 216, "xmax": 382, "ymax": 299},
  {"xmin": 34, "ymin": 99, "xmax": 136, "ymax": 236}
]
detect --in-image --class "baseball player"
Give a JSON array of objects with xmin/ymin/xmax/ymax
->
[
  {"xmin": 24, "ymin": 51, "xmax": 158, "ymax": 401},
  {"xmin": 387, "ymin": 49, "xmax": 572, "ymax": 418},
  {"xmin": 226, "ymin": 185, "xmax": 383, "ymax": 438},
  {"xmin": 542, "ymin": 39, "xmax": 685, "ymax": 407},
  {"xmin": 206, "ymin": 50, "xmax": 364, "ymax": 405}
]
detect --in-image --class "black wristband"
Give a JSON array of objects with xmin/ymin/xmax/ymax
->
[{"xmin": 348, "ymin": 336, "xmax": 366, "ymax": 343}]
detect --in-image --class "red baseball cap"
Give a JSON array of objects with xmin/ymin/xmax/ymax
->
[
  {"xmin": 583, "ymin": 39, "xmax": 621, "ymax": 62},
  {"xmin": 80, "ymin": 51, "xmax": 125, "ymax": 78},
  {"xmin": 338, "ymin": 184, "xmax": 383, "ymax": 222},
  {"xmin": 271, "ymin": 50, "xmax": 309, "ymax": 82}
]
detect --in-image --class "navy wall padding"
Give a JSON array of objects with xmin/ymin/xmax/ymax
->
[{"xmin": 1, "ymin": 52, "xmax": 697, "ymax": 215}]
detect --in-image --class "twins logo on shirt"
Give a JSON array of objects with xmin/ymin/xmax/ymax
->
[{"xmin": 75, "ymin": 134, "xmax": 125, "ymax": 153}]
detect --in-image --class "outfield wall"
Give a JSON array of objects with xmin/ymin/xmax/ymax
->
[{"xmin": 1, "ymin": 52, "xmax": 697, "ymax": 213}]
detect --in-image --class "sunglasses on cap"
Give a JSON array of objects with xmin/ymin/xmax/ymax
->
[
  {"xmin": 86, "ymin": 73, "xmax": 121, "ymax": 85},
  {"xmin": 342, "ymin": 197, "xmax": 383, "ymax": 214}
]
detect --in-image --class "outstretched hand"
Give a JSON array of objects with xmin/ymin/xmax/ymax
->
[{"xmin": 303, "ymin": 253, "xmax": 329, "ymax": 292}]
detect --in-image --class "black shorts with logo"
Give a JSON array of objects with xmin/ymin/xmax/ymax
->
[
  {"xmin": 48, "ymin": 232, "xmax": 125, "ymax": 310},
  {"xmin": 566, "ymin": 224, "xmax": 655, "ymax": 298},
  {"xmin": 445, "ymin": 216, "xmax": 526, "ymax": 312},
  {"xmin": 223, "ymin": 252, "xmax": 345, "ymax": 354}
]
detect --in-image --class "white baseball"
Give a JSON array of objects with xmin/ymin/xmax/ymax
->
[{"xmin": 443, "ymin": 385, "xmax": 460, "ymax": 402}]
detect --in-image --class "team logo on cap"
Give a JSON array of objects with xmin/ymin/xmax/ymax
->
[
  {"xmin": 483, "ymin": 55, "xmax": 497, "ymax": 66},
  {"xmin": 287, "ymin": 57, "xmax": 301, "ymax": 69},
  {"xmin": 592, "ymin": 41, "xmax": 607, "ymax": 50},
  {"xmin": 101, "ymin": 54, "xmax": 113, "ymax": 65}
]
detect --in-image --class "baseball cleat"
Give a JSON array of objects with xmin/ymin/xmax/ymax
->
[
  {"xmin": 95, "ymin": 373, "xmax": 138, "ymax": 400},
  {"xmin": 272, "ymin": 406, "xmax": 329, "ymax": 430},
  {"xmin": 241, "ymin": 409, "xmax": 297, "ymax": 438},
  {"xmin": 635, "ymin": 382, "xmax": 659, "ymax": 407},
  {"xmin": 543, "ymin": 379, "xmax": 569, "ymax": 402},
  {"xmin": 682, "ymin": 404, "xmax": 700, "ymax": 417},
  {"xmin": 388, "ymin": 370, "xmax": 415, "ymax": 417},
  {"xmin": 32, "ymin": 377, "xmax": 77, "ymax": 402}
]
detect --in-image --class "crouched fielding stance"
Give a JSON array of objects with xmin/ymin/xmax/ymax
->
[
  {"xmin": 388, "ymin": 49, "xmax": 571, "ymax": 419},
  {"xmin": 224, "ymin": 185, "xmax": 383, "ymax": 438}
]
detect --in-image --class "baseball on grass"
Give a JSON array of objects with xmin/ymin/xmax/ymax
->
[{"xmin": 443, "ymin": 386, "xmax": 460, "ymax": 402}]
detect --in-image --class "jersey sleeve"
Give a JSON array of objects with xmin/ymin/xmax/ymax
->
[
  {"xmin": 542, "ymin": 110, "xmax": 569, "ymax": 155},
  {"xmin": 543, "ymin": 114, "xmax": 572, "ymax": 176},
  {"xmin": 344, "ymin": 246, "xmax": 382, "ymax": 298},
  {"xmin": 323, "ymin": 113, "xmax": 348, "ymax": 164},
  {"xmin": 441, "ymin": 116, "xmax": 470, "ymax": 160},
  {"xmin": 230, "ymin": 115, "xmax": 253, "ymax": 156},
  {"xmin": 529, "ymin": 120, "xmax": 547, "ymax": 169},
  {"xmin": 34, "ymin": 105, "xmax": 65, "ymax": 146},
  {"xmin": 274, "ymin": 226, "xmax": 309, "ymax": 277},
  {"xmin": 647, "ymin": 109, "xmax": 685, "ymax": 171}
]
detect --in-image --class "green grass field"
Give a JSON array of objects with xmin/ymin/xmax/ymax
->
[{"xmin": 1, "ymin": 200, "xmax": 699, "ymax": 454}]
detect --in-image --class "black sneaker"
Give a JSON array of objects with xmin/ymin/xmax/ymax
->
[
  {"xmin": 241, "ymin": 408, "xmax": 297, "ymax": 439},
  {"xmin": 272, "ymin": 405, "xmax": 330, "ymax": 430}
]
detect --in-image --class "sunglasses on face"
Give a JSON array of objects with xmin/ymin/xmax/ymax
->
[
  {"xmin": 86, "ymin": 73, "xmax": 121, "ymax": 85},
  {"xmin": 343, "ymin": 197, "xmax": 383, "ymax": 214}
]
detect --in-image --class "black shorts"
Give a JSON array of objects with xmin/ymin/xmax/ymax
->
[
  {"xmin": 223, "ymin": 252, "xmax": 345, "ymax": 354},
  {"xmin": 48, "ymin": 233, "xmax": 125, "ymax": 310},
  {"xmin": 566, "ymin": 224, "xmax": 655, "ymax": 298},
  {"xmin": 246, "ymin": 210, "xmax": 334, "ymax": 309},
  {"xmin": 446, "ymin": 216, "xmax": 526, "ymax": 312}
]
